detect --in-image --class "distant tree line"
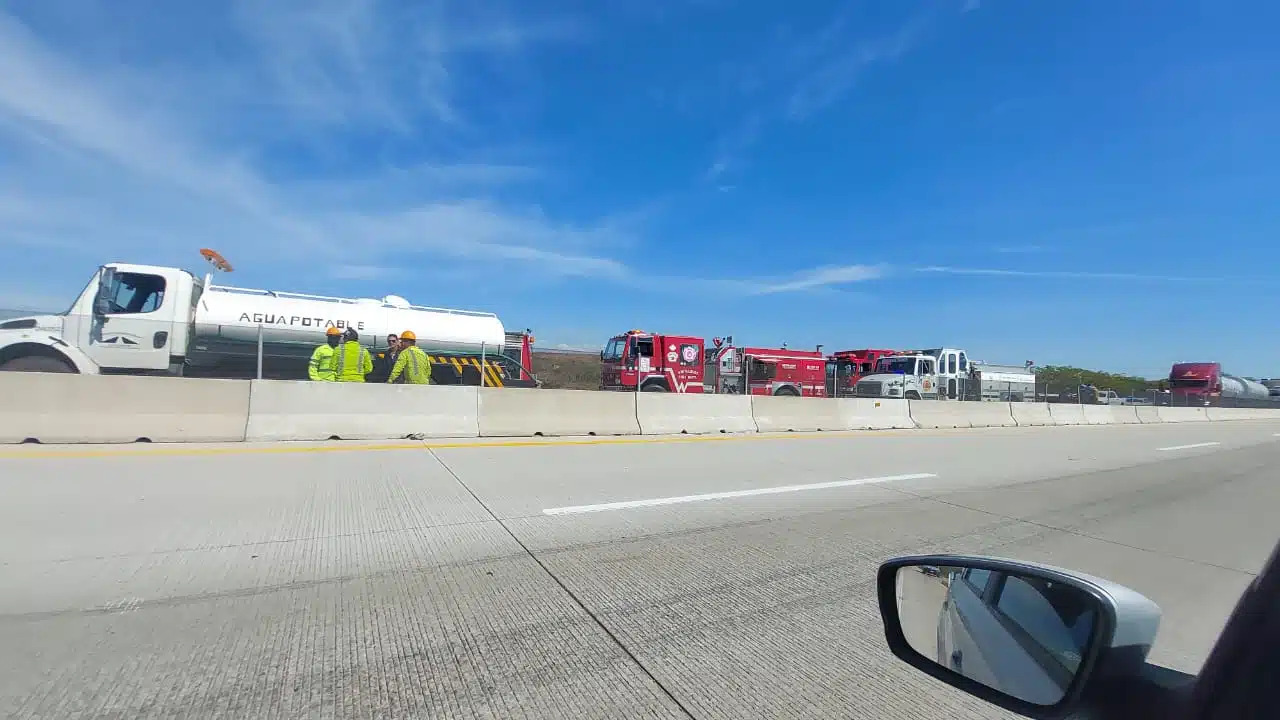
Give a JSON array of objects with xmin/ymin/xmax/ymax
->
[{"xmin": 1033, "ymin": 365, "xmax": 1167, "ymax": 396}]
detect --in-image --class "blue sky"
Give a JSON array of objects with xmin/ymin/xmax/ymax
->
[{"xmin": 1, "ymin": 0, "xmax": 1277, "ymax": 378}]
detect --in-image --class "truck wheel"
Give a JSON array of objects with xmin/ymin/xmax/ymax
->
[
  {"xmin": 640, "ymin": 383, "xmax": 667, "ymax": 392},
  {"xmin": 774, "ymin": 386, "xmax": 799, "ymax": 397},
  {"xmin": 905, "ymin": 391, "xmax": 921, "ymax": 400},
  {"xmin": 0, "ymin": 354, "xmax": 75, "ymax": 373}
]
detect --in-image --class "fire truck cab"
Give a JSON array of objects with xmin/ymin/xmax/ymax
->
[
  {"xmin": 826, "ymin": 348, "xmax": 902, "ymax": 397},
  {"xmin": 600, "ymin": 330, "xmax": 706, "ymax": 393}
]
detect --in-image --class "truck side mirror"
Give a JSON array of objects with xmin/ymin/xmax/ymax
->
[
  {"xmin": 600, "ymin": 350, "xmax": 605, "ymax": 361},
  {"xmin": 878, "ymin": 554, "xmax": 1162, "ymax": 719},
  {"xmin": 93, "ymin": 267, "xmax": 117, "ymax": 317}
]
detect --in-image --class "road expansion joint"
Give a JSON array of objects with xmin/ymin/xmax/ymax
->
[{"xmin": 426, "ymin": 448, "xmax": 700, "ymax": 719}]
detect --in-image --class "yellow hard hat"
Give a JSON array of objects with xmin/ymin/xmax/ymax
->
[
  {"xmin": 325, "ymin": 327, "xmax": 341, "ymax": 336},
  {"xmin": 400, "ymin": 330, "xmax": 416, "ymax": 341}
]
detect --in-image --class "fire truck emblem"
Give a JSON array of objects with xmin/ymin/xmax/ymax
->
[
  {"xmin": 924, "ymin": 380, "xmax": 931, "ymax": 390},
  {"xmin": 680, "ymin": 345, "xmax": 698, "ymax": 364}
]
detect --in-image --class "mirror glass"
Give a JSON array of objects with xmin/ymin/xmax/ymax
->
[{"xmin": 895, "ymin": 564, "xmax": 1099, "ymax": 707}]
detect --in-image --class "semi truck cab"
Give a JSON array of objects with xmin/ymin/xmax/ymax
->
[
  {"xmin": 853, "ymin": 347, "xmax": 969, "ymax": 400},
  {"xmin": 855, "ymin": 353, "xmax": 940, "ymax": 400}
]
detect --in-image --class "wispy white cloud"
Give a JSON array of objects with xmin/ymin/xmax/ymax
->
[
  {"xmin": 702, "ymin": 4, "xmax": 952, "ymax": 181},
  {"xmin": 784, "ymin": 19, "xmax": 925, "ymax": 120},
  {"xmin": 0, "ymin": 3, "xmax": 618, "ymax": 285},
  {"xmin": 748, "ymin": 264, "xmax": 888, "ymax": 295},
  {"xmin": 914, "ymin": 266, "xmax": 1227, "ymax": 282},
  {"xmin": 992, "ymin": 244, "xmax": 1053, "ymax": 254},
  {"xmin": 716, "ymin": 260, "xmax": 1247, "ymax": 296},
  {"xmin": 704, "ymin": 112, "xmax": 762, "ymax": 181}
]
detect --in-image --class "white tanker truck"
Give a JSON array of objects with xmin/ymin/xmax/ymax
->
[{"xmin": 0, "ymin": 251, "xmax": 536, "ymax": 386}]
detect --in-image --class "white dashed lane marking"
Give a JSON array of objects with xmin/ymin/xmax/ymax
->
[
  {"xmin": 1157, "ymin": 442, "xmax": 1222, "ymax": 451},
  {"xmin": 542, "ymin": 473, "xmax": 937, "ymax": 515}
]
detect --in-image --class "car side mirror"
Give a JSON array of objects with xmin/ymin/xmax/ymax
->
[{"xmin": 878, "ymin": 554, "xmax": 1162, "ymax": 719}]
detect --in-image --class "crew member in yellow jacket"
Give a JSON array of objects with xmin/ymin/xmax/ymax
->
[
  {"xmin": 333, "ymin": 327, "xmax": 373, "ymax": 382},
  {"xmin": 388, "ymin": 330, "xmax": 432, "ymax": 384},
  {"xmin": 308, "ymin": 327, "xmax": 342, "ymax": 381}
]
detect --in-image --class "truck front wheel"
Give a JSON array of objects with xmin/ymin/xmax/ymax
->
[
  {"xmin": 640, "ymin": 383, "xmax": 668, "ymax": 392},
  {"xmin": 773, "ymin": 386, "xmax": 799, "ymax": 397},
  {"xmin": 0, "ymin": 354, "xmax": 75, "ymax": 373},
  {"xmin": 905, "ymin": 391, "xmax": 921, "ymax": 400}
]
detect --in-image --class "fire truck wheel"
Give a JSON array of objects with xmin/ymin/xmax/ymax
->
[
  {"xmin": 774, "ymin": 387, "xmax": 799, "ymax": 397},
  {"xmin": 905, "ymin": 391, "xmax": 921, "ymax": 400},
  {"xmin": 640, "ymin": 383, "xmax": 667, "ymax": 392}
]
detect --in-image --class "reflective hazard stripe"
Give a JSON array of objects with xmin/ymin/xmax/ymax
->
[{"xmin": 423, "ymin": 355, "xmax": 506, "ymax": 387}]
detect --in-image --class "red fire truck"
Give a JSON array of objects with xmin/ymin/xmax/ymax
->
[
  {"xmin": 600, "ymin": 330, "xmax": 827, "ymax": 396},
  {"xmin": 825, "ymin": 348, "xmax": 902, "ymax": 397}
]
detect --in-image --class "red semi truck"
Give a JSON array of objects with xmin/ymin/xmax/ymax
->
[
  {"xmin": 600, "ymin": 330, "xmax": 827, "ymax": 396},
  {"xmin": 1168, "ymin": 362, "xmax": 1270, "ymax": 406}
]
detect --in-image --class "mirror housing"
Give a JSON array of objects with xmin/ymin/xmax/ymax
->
[
  {"xmin": 878, "ymin": 554, "xmax": 1162, "ymax": 719},
  {"xmin": 93, "ymin": 266, "xmax": 117, "ymax": 317}
]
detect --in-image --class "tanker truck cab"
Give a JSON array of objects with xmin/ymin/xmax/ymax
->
[{"xmin": 0, "ymin": 262, "xmax": 198, "ymax": 374}]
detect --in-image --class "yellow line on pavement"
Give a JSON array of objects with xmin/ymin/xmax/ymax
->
[{"xmin": 0, "ymin": 428, "xmax": 932, "ymax": 460}]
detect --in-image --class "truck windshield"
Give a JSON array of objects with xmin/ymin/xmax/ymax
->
[
  {"xmin": 602, "ymin": 338, "xmax": 623, "ymax": 362},
  {"xmin": 877, "ymin": 358, "xmax": 918, "ymax": 375},
  {"xmin": 1170, "ymin": 378, "xmax": 1209, "ymax": 388}
]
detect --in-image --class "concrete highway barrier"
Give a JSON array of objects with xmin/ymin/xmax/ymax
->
[
  {"xmin": 1134, "ymin": 405, "xmax": 1161, "ymax": 424},
  {"xmin": 478, "ymin": 387, "xmax": 641, "ymax": 437},
  {"xmin": 911, "ymin": 400, "xmax": 1016, "ymax": 428},
  {"xmin": 636, "ymin": 392, "xmax": 756, "ymax": 434},
  {"xmin": 6, "ymin": 374, "xmax": 1280, "ymax": 444},
  {"xmin": 1207, "ymin": 406, "xmax": 1280, "ymax": 421},
  {"xmin": 1083, "ymin": 405, "xmax": 1142, "ymax": 425},
  {"xmin": 1010, "ymin": 403, "xmax": 1055, "ymax": 427},
  {"xmin": 1048, "ymin": 403, "xmax": 1087, "ymax": 426},
  {"xmin": 245, "ymin": 380, "xmax": 480, "ymax": 441},
  {"xmin": 838, "ymin": 398, "xmax": 915, "ymax": 430},
  {"xmin": 0, "ymin": 373, "xmax": 251, "ymax": 444},
  {"xmin": 750, "ymin": 395, "xmax": 846, "ymax": 432},
  {"xmin": 1157, "ymin": 407, "xmax": 1211, "ymax": 423}
]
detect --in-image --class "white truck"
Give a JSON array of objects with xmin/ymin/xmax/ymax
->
[
  {"xmin": 0, "ymin": 252, "xmax": 536, "ymax": 386},
  {"xmin": 852, "ymin": 347, "xmax": 970, "ymax": 400}
]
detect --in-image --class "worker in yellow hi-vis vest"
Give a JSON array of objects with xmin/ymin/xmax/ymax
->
[
  {"xmin": 308, "ymin": 327, "xmax": 342, "ymax": 381},
  {"xmin": 388, "ymin": 330, "xmax": 432, "ymax": 384},
  {"xmin": 333, "ymin": 327, "xmax": 373, "ymax": 382}
]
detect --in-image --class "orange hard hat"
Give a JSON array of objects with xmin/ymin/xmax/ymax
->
[
  {"xmin": 400, "ymin": 330, "xmax": 416, "ymax": 341},
  {"xmin": 325, "ymin": 327, "xmax": 341, "ymax": 336}
]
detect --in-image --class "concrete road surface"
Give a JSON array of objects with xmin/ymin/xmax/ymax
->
[
  {"xmin": 896, "ymin": 568, "xmax": 949, "ymax": 662},
  {"xmin": 1, "ymin": 421, "xmax": 1278, "ymax": 719}
]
